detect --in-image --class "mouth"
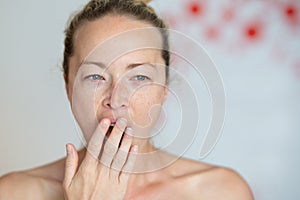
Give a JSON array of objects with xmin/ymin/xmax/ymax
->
[
  {"xmin": 107, "ymin": 123, "xmax": 116, "ymax": 137},
  {"xmin": 104, "ymin": 122, "xmax": 124, "ymax": 148}
]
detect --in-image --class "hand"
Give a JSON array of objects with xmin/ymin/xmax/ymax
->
[{"xmin": 63, "ymin": 118, "xmax": 138, "ymax": 200}]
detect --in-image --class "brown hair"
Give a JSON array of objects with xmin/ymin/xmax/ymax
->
[{"xmin": 63, "ymin": 0, "xmax": 170, "ymax": 84}]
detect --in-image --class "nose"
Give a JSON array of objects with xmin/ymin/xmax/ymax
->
[{"xmin": 102, "ymin": 80, "xmax": 129, "ymax": 110}]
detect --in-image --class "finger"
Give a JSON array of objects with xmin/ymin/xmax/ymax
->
[
  {"xmin": 100, "ymin": 118, "xmax": 127, "ymax": 167},
  {"xmin": 107, "ymin": 118, "xmax": 127, "ymax": 149},
  {"xmin": 110, "ymin": 128, "xmax": 133, "ymax": 179},
  {"xmin": 85, "ymin": 118, "xmax": 110, "ymax": 163},
  {"xmin": 63, "ymin": 144, "xmax": 78, "ymax": 188},
  {"xmin": 119, "ymin": 145, "xmax": 138, "ymax": 183}
]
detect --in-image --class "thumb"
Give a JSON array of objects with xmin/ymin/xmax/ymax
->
[{"xmin": 63, "ymin": 143, "xmax": 78, "ymax": 188}]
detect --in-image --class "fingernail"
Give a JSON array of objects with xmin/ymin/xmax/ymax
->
[
  {"xmin": 101, "ymin": 119, "xmax": 109, "ymax": 128},
  {"xmin": 132, "ymin": 145, "xmax": 138, "ymax": 153},
  {"xmin": 66, "ymin": 144, "xmax": 73, "ymax": 156}
]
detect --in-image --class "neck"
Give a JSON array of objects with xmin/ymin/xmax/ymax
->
[
  {"xmin": 77, "ymin": 139, "xmax": 156, "ymax": 160},
  {"xmin": 132, "ymin": 138, "xmax": 157, "ymax": 153},
  {"xmin": 78, "ymin": 140, "xmax": 174, "ymax": 171},
  {"xmin": 77, "ymin": 139, "xmax": 174, "ymax": 185}
]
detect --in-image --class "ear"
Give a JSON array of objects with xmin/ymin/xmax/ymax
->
[
  {"xmin": 65, "ymin": 83, "xmax": 71, "ymax": 101},
  {"xmin": 163, "ymin": 86, "xmax": 168, "ymax": 103},
  {"xmin": 64, "ymin": 74, "xmax": 72, "ymax": 103}
]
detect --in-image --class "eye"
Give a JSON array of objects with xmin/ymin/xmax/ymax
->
[
  {"xmin": 132, "ymin": 75, "xmax": 150, "ymax": 81},
  {"xmin": 85, "ymin": 74, "xmax": 105, "ymax": 81}
]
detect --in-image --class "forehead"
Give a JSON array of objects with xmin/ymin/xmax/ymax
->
[{"xmin": 72, "ymin": 15, "xmax": 163, "ymax": 66}]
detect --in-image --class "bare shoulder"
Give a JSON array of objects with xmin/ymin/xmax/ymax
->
[
  {"xmin": 0, "ymin": 172, "xmax": 39, "ymax": 199},
  {"xmin": 170, "ymin": 157, "xmax": 254, "ymax": 200},
  {"xmin": 0, "ymin": 163, "xmax": 64, "ymax": 200},
  {"xmin": 196, "ymin": 166, "xmax": 254, "ymax": 200}
]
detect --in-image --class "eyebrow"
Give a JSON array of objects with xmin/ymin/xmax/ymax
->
[
  {"xmin": 81, "ymin": 61, "xmax": 106, "ymax": 68},
  {"xmin": 127, "ymin": 62, "xmax": 156, "ymax": 69},
  {"xmin": 82, "ymin": 61, "xmax": 157, "ymax": 70}
]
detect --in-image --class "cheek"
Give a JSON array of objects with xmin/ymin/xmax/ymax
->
[
  {"xmin": 71, "ymin": 80, "xmax": 99, "ymax": 142},
  {"xmin": 129, "ymin": 85, "xmax": 165, "ymax": 127}
]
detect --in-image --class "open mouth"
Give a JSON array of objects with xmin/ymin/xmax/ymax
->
[
  {"xmin": 107, "ymin": 123, "xmax": 115, "ymax": 137},
  {"xmin": 104, "ymin": 122, "xmax": 125, "ymax": 148},
  {"xmin": 103, "ymin": 123, "xmax": 115, "ymax": 147}
]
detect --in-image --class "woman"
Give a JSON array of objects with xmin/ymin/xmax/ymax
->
[{"xmin": 0, "ymin": 0, "xmax": 253, "ymax": 199}]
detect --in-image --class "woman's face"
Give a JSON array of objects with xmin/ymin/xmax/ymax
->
[{"xmin": 66, "ymin": 15, "xmax": 168, "ymax": 142}]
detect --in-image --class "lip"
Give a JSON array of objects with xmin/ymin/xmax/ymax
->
[
  {"xmin": 100, "ymin": 117, "xmax": 126, "ymax": 125},
  {"xmin": 108, "ymin": 118, "xmax": 117, "ymax": 124},
  {"xmin": 100, "ymin": 117, "xmax": 137, "ymax": 138},
  {"xmin": 99, "ymin": 116, "xmax": 116, "ymax": 123}
]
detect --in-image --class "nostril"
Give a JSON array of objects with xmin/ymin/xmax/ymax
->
[{"xmin": 105, "ymin": 93, "xmax": 128, "ymax": 109}]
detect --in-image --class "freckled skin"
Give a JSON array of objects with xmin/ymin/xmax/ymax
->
[
  {"xmin": 130, "ymin": 84, "xmax": 165, "ymax": 128},
  {"xmin": 0, "ymin": 15, "xmax": 254, "ymax": 200}
]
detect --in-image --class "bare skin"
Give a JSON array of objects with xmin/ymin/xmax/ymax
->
[
  {"xmin": 0, "ymin": 150, "xmax": 253, "ymax": 200},
  {"xmin": 0, "ymin": 15, "xmax": 254, "ymax": 199}
]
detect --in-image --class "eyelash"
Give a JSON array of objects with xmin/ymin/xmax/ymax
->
[
  {"xmin": 85, "ymin": 74, "xmax": 105, "ymax": 81},
  {"xmin": 85, "ymin": 74, "xmax": 150, "ymax": 82},
  {"xmin": 132, "ymin": 75, "xmax": 150, "ymax": 81}
]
